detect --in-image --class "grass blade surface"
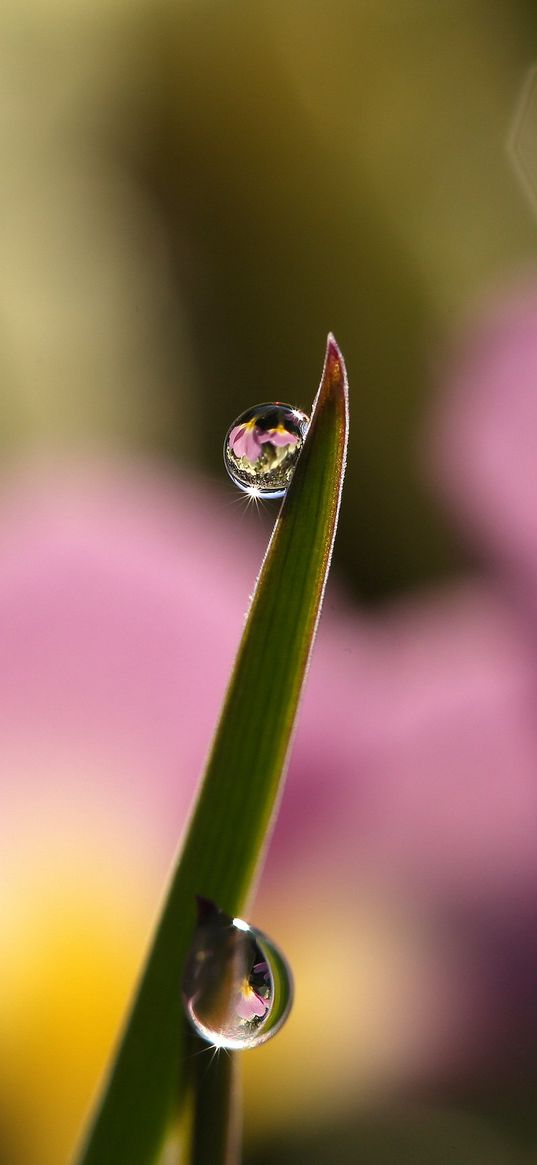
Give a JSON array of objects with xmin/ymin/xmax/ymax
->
[{"xmin": 75, "ymin": 335, "xmax": 349, "ymax": 1165}]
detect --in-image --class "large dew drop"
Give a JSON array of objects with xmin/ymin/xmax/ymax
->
[
  {"xmin": 224, "ymin": 402, "xmax": 309, "ymax": 499},
  {"xmin": 182, "ymin": 898, "xmax": 293, "ymax": 1050}
]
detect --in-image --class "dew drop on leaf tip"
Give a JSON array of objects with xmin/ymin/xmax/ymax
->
[
  {"xmin": 223, "ymin": 402, "xmax": 309, "ymax": 499},
  {"xmin": 182, "ymin": 897, "xmax": 293, "ymax": 1050}
]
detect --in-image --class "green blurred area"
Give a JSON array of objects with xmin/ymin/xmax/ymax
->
[
  {"xmin": 2, "ymin": 0, "xmax": 537, "ymax": 597},
  {"xmin": 245, "ymin": 1104, "xmax": 526, "ymax": 1165}
]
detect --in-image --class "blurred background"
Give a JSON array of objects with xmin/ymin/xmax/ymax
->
[{"xmin": 3, "ymin": 1, "xmax": 537, "ymax": 1162}]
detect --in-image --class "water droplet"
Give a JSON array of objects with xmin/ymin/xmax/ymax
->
[
  {"xmin": 182, "ymin": 898, "xmax": 293, "ymax": 1049},
  {"xmin": 223, "ymin": 403, "xmax": 309, "ymax": 499}
]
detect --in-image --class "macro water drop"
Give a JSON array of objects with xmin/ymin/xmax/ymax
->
[
  {"xmin": 182, "ymin": 898, "xmax": 293, "ymax": 1050},
  {"xmin": 224, "ymin": 402, "xmax": 309, "ymax": 499}
]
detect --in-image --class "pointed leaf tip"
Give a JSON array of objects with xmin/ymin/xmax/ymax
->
[
  {"xmin": 317, "ymin": 334, "xmax": 348, "ymax": 415},
  {"xmin": 324, "ymin": 333, "xmax": 344, "ymax": 374},
  {"xmin": 326, "ymin": 332, "xmax": 341, "ymax": 361}
]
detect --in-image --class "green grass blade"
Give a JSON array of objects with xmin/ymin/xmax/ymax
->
[
  {"xmin": 75, "ymin": 335, "xmax": 349, "ymax": 1165},
  {"xmin": 188, "ymin": 1039, "xmax": 240, "ymax": 1165}
]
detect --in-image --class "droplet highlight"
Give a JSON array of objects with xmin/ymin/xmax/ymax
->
[
  {"xmin": 224, "ymin": 402, "xmax": 309, "ymax": 499},
  {"xmin": 182, "ymin": 898, "xmax": 293, "ymax": 1049}
]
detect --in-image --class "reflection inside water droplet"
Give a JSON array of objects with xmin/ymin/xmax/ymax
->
[
  {"xmin": 182, "ymin": 898, "xmax": 293, "ymax": 1049},
  {"xmin": 224, "ymin": 402, "xmax": 309, "ymax": 499}
]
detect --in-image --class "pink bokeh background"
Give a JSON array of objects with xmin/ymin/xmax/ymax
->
[{"xmin": 4, "ymin": 284, "xmax": 537, "ymax": 1161}]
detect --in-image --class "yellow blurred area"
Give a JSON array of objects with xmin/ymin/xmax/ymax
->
[
  {"xmin": 244, "ymin": 876, "xmax": 456, "ymax": 1138},
  {"xmin": 0, "ymin": 783, "xmax": 159, "ymax": 1165}
]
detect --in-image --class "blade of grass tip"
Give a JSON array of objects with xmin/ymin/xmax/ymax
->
[{"xmin": 74, "ymin": 334, "xmax": 348, "ymax": 1165}]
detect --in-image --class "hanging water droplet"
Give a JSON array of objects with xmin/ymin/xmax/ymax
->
[
  {"xmin": 223, "ymin": 402, "xmax": 309, "ymax": 499},
  {"xmin": 182, "ymin": 898, "xmax": 293, "ymax": 1049}
]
